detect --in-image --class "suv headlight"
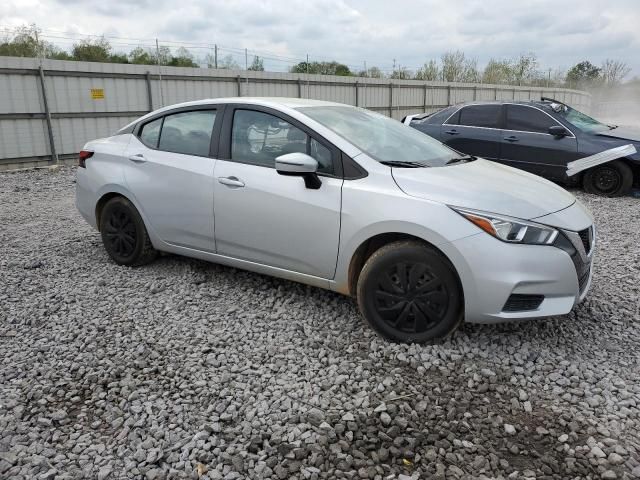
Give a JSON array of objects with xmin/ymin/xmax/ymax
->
[{"xmin": 451, "ymin": 207, "xmax": 558, "ymax": 245}]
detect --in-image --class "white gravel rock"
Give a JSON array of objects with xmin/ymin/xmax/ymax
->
[{"xmin": 0, "ymin": 167, "xmax": 638, "ymax": 479}]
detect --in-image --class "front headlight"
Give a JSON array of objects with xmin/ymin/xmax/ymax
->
[{"xmin": 450, "ymin": 207, "xmax": 558, "ymax": 245}]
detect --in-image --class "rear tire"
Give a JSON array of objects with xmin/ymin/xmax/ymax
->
[
  {"xmin": 356, "ymin": 241, "xmax": 463, "ymax": 343},
  {"xmin": 99, "ymin": 196, "xmax": 157, "ymax": 266},
  {"xmin": 583, "ymin": 160, "xmax": 633, "ymax": 197}
]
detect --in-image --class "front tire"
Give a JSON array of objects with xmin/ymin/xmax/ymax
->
[
  {"xmin": 356, "ymin": 241, "xmax": 463, "ymax": 343},
  {"xmin": 100, "ymin": 196, "xmax": 157, "ymax": 266},
  {"xmin": 583, "ymin": 160, "xmax": 633, "ymax": 197}
]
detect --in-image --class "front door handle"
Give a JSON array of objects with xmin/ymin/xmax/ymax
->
[
  {"xmin": 218, "ymin": 176, "xmax": 245, "ymax": 188},
  {"xmin": 128, "ymin": 153, "xmax": 147, "ymax": 163},
  {"xmin": 444, "ymin": 129, "xmax": 459, "ymax": 135},
  {"xmin": 504, "ymin": 136, "xmax": 519, "ymax": 142}
]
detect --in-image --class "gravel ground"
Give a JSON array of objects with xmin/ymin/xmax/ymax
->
[{"xmin": 1, "ymin": 166, "xmax": 639, "ymax": 480}]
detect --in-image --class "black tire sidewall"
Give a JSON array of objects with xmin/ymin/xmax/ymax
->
[
  {"xmin": 357, "ymin": 242, "xmax": 463, "ymax": 343},
  {"xmin": 100, "ymin": 197, "xmax": 147, "ymax": 266},
  {"xmin": 583, "ymin": 160, "xmax": 633, "ymax": 197}
]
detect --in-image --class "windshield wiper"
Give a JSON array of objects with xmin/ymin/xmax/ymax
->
[
  {"xmin": 609, "ymin": 125, "xmax": 618, "ymax": 130},
  {"xmin": 446, "ymin": 155, "xmax": 476, "ymax": 165},
  {"xmin": 379, "ymin": 160, "xmax": 427, "ymax": 168}
]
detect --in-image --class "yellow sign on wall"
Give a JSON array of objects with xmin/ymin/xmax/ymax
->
[{"xmin": 90, "ymin": 88, "xmax": 105, "ymax": 100}]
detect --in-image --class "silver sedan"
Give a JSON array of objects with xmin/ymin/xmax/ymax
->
[{"xmin": 76, "ymin": 98, "xmax": 595, "ymax": 343}]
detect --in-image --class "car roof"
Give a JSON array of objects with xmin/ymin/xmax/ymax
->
[
  {"xmin": 156, "ymin": 97, "xmax": 344, "ymax": 112},
  {"xmin": 119, "ymin": 97, "xmax": 347, "ymax": 133},
  {"xmin": 449, "ymin": 99, "xmax": 557, "ymax": 109}
]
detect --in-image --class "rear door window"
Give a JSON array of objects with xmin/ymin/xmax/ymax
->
[
  {"xmin": 451, "ymin": 105, "xmax": 501, "ymax": 128},
  {"xmin": 505, "ymin": 105, "xmax": 558, "ymax": 134},
  {"xmin": 157, "ymin": 110, "xmax": 217, "ymax": 156}
]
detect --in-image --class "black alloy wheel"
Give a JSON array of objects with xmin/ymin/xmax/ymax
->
[
  {"xmin": 99, "ymin": 196, "xmax": 157, "ymax": 266},
  {"xmin": 374, "ymin": 262, "xmax": 448, "ymax": 334},
  {"xmin": 583, "ymin": 160, "xmax": 633, "ymax": 197},
  {"xmin": 104, "ymin": 205, "xmax": 137, "ymax": 259},
  {"xmin": 357, "ymin": 241, "xmax": 463, "ymax": 343}
]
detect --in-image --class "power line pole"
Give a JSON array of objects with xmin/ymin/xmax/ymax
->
[
  {"xmin": 155, "ymin": 38, "xmax": 164, "ymax": 106},
  {"xmin": 214, "ymin": 44, "xmax": 218, "ymax": 69},
  {"xmin": 306, "ymin": 53, "xmax": 309, "ymax": 98},
  {"xmin": 363, "ymin": 61, "xmax": 367, "ymax": 108},
  {"xmin": 245, "ymin": 48, "xmax": 249, "ymax": 95}
]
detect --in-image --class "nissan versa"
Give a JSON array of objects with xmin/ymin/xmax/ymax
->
[{"xmin": 76, "ymin": 98, "xmax": 596, "ymax": 343}]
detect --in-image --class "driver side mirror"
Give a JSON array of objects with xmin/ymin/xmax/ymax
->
[
  {"xmin": 548, "ymin": 125, "xmax": 569, "ymax": 137},
  {"xmin": 275, "ymin": 152, "xmax": 322, "ymax": 189}
]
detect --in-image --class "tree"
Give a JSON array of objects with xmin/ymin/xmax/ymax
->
[
  {"xmin": 441, "ymin": 50, "xmax": 476, "ymax": 82},
  {"xmin": 390, "ymin": 66, "xmax": 412, "ymax": 80},
  {"xmin": 248, "ymin": 55, "xmax": 264, "ymax": 71},
  {"xmin": 167, "ymin": 47, "xmax": 198, "ymax": 67},
  {"xmin": 71, "ymin": 37, "xmax": 112, "ymax": 62},
  {"xmin": 566, "ymin": 61, "xmax": 601, "ymax": 88},
  {"xmin": 0, "ymin": 24, "xmax": 67, "ymax": 59},
  {"xmin": 600, "ymin": 59, "xmax": 630, "ymax": 85},
  {"xmin": 414, "ymin": 60, "xmax": 439, "ymax": 81},
  {"xmin": 482, "ymin": 58, "xmax": 512, "ymax": 84},
  {"xmin": 290, "ymin": 61, "xmax": 352, "ymax": 76},
  {"xmin": 218, "ymin": 54, "xmax": 240, "ymax": 70},
  {"xmin": 129, "ymin": 47, "xmax": 154, "ymax": 65},
  {"xmin": 512, "ymin": 52, "xmax": 538, "ymax": 86},
  {"xmin": 367, "ymin": 66, "xmax": 383, "ymax": 78},
  {"xmin": 441, "ymin": 50, "xmax": 465, "ymax": 82}
]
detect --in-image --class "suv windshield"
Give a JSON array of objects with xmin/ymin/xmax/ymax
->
[
  {"xmin": 554, "ymin": 105, "xmax": 610, "ymax": 133},
  {"xmin": 297, "ymin": 106, "xmax": 463, "ymax": 167}
]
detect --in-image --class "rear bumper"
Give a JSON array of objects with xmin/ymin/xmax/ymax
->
[
  {"xmin": 75, "ymin": 168, "xmax": 98, "ymax": 229},
  {"xmin": 441, "ymin": 228, "xmax": 594, "ymax": 324}
]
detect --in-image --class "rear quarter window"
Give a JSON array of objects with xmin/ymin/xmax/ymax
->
[{"xmin": 411, "ymin": 106, "xmax": 458, "ymax": 126}]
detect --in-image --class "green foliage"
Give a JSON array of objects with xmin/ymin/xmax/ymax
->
[
  {"xmin": 414, "ymin": 60, "xmax": 439, "ymax": 81},
  {"xmin": 72, "ymin": 37, "xmax": 113, "ymax": 62},
  {"xmin": 390, "ymin": 67, "xmax": 412, "ymax": 80},
  {"xmin": 167, "ymin": 47, "xmax": 198, "ymax": 67},
  {"xmin": 0, "ymin": 24, "xmax": 66, "ymax": 59},
  {"xmin": 218, "ymin": 54, "xmax": 240, "ymax": 70},
  {"xmin": 291, "ymin": 61, "xmax": 352, "ymax": 76},
  {"xmin": 128, "ymin": 47, "xmax": 154, "ymax": 65},
  {"xmin": 566, "ymin": 61, "xmax": 601, "ymax": 87},
  {"xmin": 248, "ymin": 55, "xmax": 264, "ymax": 71}
]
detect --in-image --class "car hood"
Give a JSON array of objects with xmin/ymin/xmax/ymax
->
[
  {"xmin": 595, "ymin": 126, "xmax": 640, "ymax": 143},
  {"xmin": 391, "ymin": 159, "xmax": 575, "ymax": 220}
]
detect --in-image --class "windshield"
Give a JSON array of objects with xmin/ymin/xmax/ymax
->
[
  {"xmin": 297, "ymin": 106, "xmax": 463, "ymax": 167},
  {"xmin": 554, "ymin": 105, "xmax": 610, "ymax": 133}
]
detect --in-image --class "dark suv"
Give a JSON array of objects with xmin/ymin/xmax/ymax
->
[{"xmin": 405, "ymin": 99, "xmax": 640, "ymax": 196}]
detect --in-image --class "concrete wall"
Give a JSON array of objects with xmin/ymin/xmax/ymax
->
[{"xmin": 0, "ymin": 56, "xmax": 592, "ymax": 170}]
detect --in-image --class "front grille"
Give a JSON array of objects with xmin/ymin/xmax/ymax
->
[
  {"xmin": 503, "ymin": 294, "xmax": 544, "ymax": 312},
  {"xmin": 554, "ymin": 232, "xmax": 592, "ymax": 295},
  {"xmin": 578, "ymin": 228, "xmax": 592, "ymax": 255}
]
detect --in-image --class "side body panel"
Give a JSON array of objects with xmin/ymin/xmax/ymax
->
[
  {"xmin": 213, "ymin": 159, "xmax": 343, "ymax": 278},
  {"xmin": 440, "ymin": 125, "xmax": 502, "ymax": 160},
  {"xmin": 123, "ymin": 136, "xmax": 216, "ymax": 252}
]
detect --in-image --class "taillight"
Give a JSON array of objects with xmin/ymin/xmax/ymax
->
[{"xmin": 79, "ymin": 150, "xmax": 94, "ymax": 168}]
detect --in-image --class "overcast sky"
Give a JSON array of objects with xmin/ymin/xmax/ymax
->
[{"xmin": 2, "ymin": 0, "xmax": 639, "ymax": 77}]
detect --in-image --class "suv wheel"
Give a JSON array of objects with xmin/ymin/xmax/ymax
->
[
  {"xmin": 583, "ymin": 160, "xmax": 633, "ymax": 197},
  {"xmin": 356, "ymin": 241, "xmax": 463, "ymax": 343},
  {"xmin": 100, "ymin": 196, "xmax": 157, "ymax": 266}
]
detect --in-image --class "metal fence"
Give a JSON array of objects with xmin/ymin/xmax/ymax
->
[{"xmin": 0, "ymin": 56, "xmax": 592, "ymax": 171}]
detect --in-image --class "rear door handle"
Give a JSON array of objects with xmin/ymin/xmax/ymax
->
[
  {"xmin": 444, "ymin": 129, "xmax": 459, "ymax": 135},
  {"xmin": 504, "ymin": 136, "xmax": 519, "ymax": 142},
  {"xmin": 217, "ymin": 176, "xmax": 245, "ymax": 188},
  {"xmin": 128, "ymin": 154, "xmax": 146, "ymax": 163}
]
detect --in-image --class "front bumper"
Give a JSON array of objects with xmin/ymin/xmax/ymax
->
[{"xmin": 440, "ymin": 224, "xmax": 595, "ymax": 324}]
